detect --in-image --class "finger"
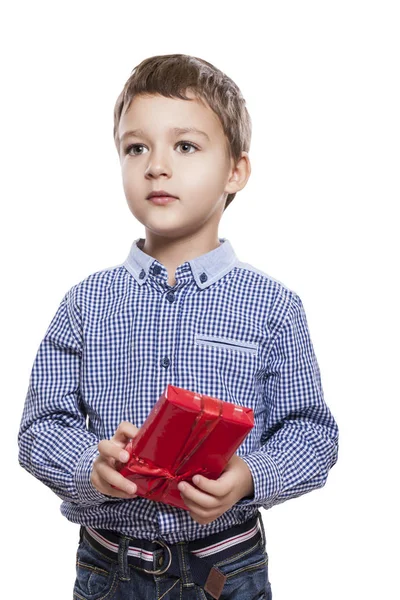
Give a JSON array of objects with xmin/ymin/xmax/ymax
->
[
  {"xmin": 98, "ymin": 481, "xmax": 137, "ymax": 499},
  {"xmin": 95, "ymin": 460, "xmax": 138, "ymax": 496},
  {"xmin": 91, "ymin": 466, "xmax": 137, "ymax": 499},
  {"xmin": 185, "ymin": 503, "xmax": 222, "ymax": 525},
  {"xmin": 112, "ymin": 421, "xmax": 140, "ymax": 446},
  {"xmin": 191, "ymin": 513, "xmax": 221, "ymax": 525},
  {"xmin": 98, "ymin": 439, "xmax": 131, "ymax": 463},
  {"xmin": 191, "ymin": 474, "xmax": 231, "ymax": 498},
  {"xmin": 178, "ymin": 481, "xmax": 219, "ymax": 509},
  {"xmin": 94, "ymin": 480, "xmax": 138, "ymax": 500}
]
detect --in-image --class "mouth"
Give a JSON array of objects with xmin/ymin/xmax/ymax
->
[{"xmin": 147, "ymin": 190, "xmax": 178, "ymax": 200}]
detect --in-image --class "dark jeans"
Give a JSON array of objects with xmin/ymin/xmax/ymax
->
[{"xmin": 73, "ymin": 518, "xmax": 273, "ymax": 599}]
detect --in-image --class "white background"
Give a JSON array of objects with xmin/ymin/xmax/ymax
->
[{"xmin": 2, "ymin": 1, "xmax": 399, "ymax": 598}]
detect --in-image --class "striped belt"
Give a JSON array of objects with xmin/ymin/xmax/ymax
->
[{"xmin": 82, "ymin": 512, "xmax": 264, "ymax": 599}]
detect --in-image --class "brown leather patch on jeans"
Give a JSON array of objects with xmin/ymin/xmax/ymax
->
[{"xmin": 204, "ymin": 567, "xmax": 227, "ymax": 599}]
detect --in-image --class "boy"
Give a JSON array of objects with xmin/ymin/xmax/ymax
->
[{"xmin": 18, "ymin": 54, "xmax": 339, "ymax": 599}]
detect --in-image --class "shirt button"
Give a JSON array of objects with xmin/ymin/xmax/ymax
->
[
  {"xmin": 166, "ymin": 291, "xmax": 175, "ymax": 303},
  {"xmin": 200, "ymin": 272, "xmax": 208, "ymax": 283},
  {"xmin": 161, "ymin": 357, "xmax": 170, "ymax": 368},
  {"xmin": 139, "ymin": 269, "xmax": 146, "ymax": 280},
  {"xmin": 153, "ymin": 265, "xmax": 162, "ymax": 275}
]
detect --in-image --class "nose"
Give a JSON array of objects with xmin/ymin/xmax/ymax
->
[{"xmin": 144, "ymin": 147, "xmax": 172, "ymax": 179}]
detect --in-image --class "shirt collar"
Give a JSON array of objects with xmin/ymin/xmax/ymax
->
[{"xmin": 122, "ymin": 237, "xmax": 238, "ymax": 289}]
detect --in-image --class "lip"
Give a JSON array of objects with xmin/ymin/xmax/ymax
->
[
  {"xmin": 147, "ymin": 190, "xmax": 178, "ymax": 199},
  {"xmin": 148, "ymin": 195, "xmax": 178, "ymax": 205}
]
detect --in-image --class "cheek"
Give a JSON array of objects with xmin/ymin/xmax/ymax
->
[
  {"xmin": 121, "ymin": 163, "xmax": 137, "ymax": 187},
  {"xmin": 121, "ymin": 170, "xmax": 145, "ymax": 205},
  {"xmin": 184, "ymin": 155, "xmax": 228, "ymax": 189}
]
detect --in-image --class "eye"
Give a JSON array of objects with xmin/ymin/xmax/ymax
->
[
  {"xmin": 176, "ymin": 141, "xmax": 198, "ymax": 154},
  {"xmin": 124, "ymin": 141, "xmax": 199, "ymax": 156},
  {"xmin": 125, "ymin": 144, "xmax": 146, "ymax": 156}
]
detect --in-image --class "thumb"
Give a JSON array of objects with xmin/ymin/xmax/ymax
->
[{"xmin": 219, "ymin": 454, "xmax": 240, "ymax": 478}]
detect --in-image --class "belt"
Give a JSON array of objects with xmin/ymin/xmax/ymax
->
[{"xmin": 82, "ymin": 512, "xmax": 264, "ymax": 599}]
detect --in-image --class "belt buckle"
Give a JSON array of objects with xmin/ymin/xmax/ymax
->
[{"xmin": 142, "ymin": 538, "xmax": 172, "ymax": 575}]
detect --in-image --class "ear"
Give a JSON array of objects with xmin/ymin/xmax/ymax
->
[{"xmin": 225, "ymin": 152, "xmax": 251, "ymax": 195}]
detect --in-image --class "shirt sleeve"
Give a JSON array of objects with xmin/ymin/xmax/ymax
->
[
  {"xmin": 237, "ymin": 291, "xmax": 339, "ymax": 509},
  {"xmin": 18, "ymin": 287, "xmax": 115, "ymax": 506}
]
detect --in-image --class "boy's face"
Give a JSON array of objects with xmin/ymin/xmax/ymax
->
[{"xmin": 117, "ymin": 91, "xmax": 247, "ymax": 243}]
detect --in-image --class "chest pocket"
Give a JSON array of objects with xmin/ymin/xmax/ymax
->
[
  {"xmin": 193, "ymin": 332, "xmax": 260, "ymax": 409},
  {"xmin": 195, "ymin": 333, "xmax": 258, "ymax": 355}
]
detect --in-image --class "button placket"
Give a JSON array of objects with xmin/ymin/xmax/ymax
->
[{"xmin": 159, "ymin": 286, "xmax": 177, "ymax": 371}]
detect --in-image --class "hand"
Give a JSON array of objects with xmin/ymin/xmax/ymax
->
[
  {"xmin": 91, "ymin": 421, "xmax": 140, "ymax": 499},
  {"xmin": 177, "ymin": 454, "xmax": 254, "ymax": 525}
]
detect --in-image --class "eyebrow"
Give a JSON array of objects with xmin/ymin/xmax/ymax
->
[{"xmin": 120, "ymin": 127, "xmax": 210, "ymax": 143}]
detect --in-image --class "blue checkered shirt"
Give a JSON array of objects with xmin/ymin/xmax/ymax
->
[{"xmin": 18, "ymin": 237, "xmax": 339, "ymax": 543}]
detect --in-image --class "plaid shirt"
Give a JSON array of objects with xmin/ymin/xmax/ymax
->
[{"xmin": 18, "ymin": 237, "xmax": 339, "ymax": 543}]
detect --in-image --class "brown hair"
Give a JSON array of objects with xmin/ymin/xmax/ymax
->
[{"xmin": 113, "ymin": 54, "xmax": 252, "ymax": 211}]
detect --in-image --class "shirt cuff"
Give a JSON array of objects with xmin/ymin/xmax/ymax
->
[
  {"xmin": 236, "ymin": 452, "xmax": 281, "ymax": 507},
  {"xmin": 74, "ymin": 444, "xmax": 114, "ymax": 505}
]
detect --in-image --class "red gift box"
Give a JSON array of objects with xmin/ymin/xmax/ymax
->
[{"xmin": 117, "ymin": 384, "xmax": 254, "ymax": 510}]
